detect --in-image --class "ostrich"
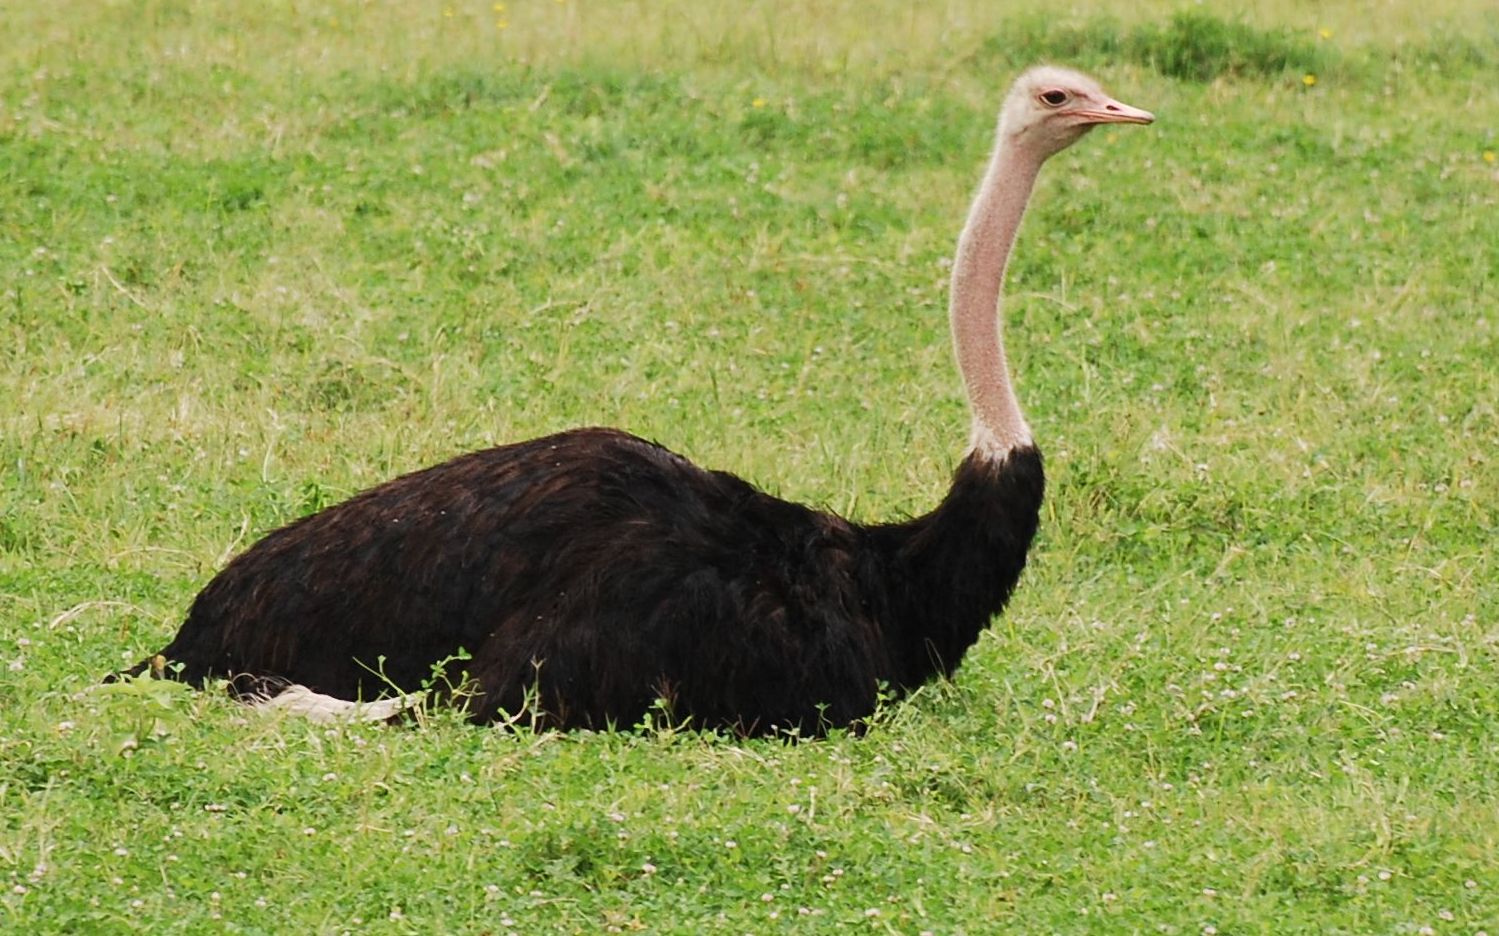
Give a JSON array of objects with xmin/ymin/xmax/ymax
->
[{"xmin": 113, "ymin": 67, "xmax": 1152, "ymax": 734}]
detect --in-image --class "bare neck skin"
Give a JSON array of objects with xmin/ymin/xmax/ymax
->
[{"xmin": 949, "ymin": 128, "xmax": 1042, "ymax": 461}]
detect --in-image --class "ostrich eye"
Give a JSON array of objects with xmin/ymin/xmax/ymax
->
[{"xmin": 1039, "ymin": 90, "xmax": 1069, "ymax": 107}]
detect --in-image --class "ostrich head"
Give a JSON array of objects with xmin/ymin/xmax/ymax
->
[{"xmin": 999, "ymin": 65, "xmax": 1154, "ymax": 158}]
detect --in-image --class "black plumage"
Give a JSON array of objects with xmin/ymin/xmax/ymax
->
[{"xmin": 123, "ymin": 428, "xmax": 1041, "ymax": 735}]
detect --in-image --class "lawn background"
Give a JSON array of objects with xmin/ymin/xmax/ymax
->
[{"xmin": 2, "ymin": 0, "xmax": 1497, "ymax": 932}]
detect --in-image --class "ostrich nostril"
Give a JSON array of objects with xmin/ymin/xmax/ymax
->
[{"xmin": 1106, "ymin": 104, "xmax": 1120, "ymax": 111}]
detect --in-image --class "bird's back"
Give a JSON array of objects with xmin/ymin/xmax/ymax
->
[{"xmin": 151, "ymin": 427, "xmax": 887, "ymax": 732}]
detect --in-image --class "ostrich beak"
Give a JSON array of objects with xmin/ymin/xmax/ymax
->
[{"xmin": 1078, "ymin": 97, "xmax": 1155, "ymax": 125}]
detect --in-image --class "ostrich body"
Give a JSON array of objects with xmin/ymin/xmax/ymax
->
[{"xmin": 118, "ymin": 68, "xmax": 1152, "ymax": 734}]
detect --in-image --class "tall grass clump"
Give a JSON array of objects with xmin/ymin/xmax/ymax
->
[
  {"xmin": 1130, "ymin": 11, "xmax": 1324, "ymax": 81},
  {"xmin": 987, "ymin": 10, "xmax": 1328, "ymax": 82}
]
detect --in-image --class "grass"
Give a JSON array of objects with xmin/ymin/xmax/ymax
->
[{"xmin": 3, "ymin": 0, "xmax": 1497, "ymax": 931}]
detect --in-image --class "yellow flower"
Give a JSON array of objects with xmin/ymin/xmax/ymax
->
[
  {"xmin": 752, "ymin": 97, "xmax": 767, "ymax": 109},
  {"xmin": 496, "ymin": 18, "xmax": 509, "ymax": 29},
  {"xmin": 443, "ymin": 7, "xmax": 454, "ymax": 18},
  {"xmin": 1318, "ymin": 28, "xmax": 1332, "ymax": 40},
  {"xmin": 493, "ymin": 2, "xmax": 505, "ymax": 10},
  {"xmin": 1485, "ymin": 151, "xmax": 1497, "ymax": 164},
  {"xmin": 1302, "ymin": 73, "xmax": 1317, "ymax": 87}
]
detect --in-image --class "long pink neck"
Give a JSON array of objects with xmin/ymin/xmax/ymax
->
[{"xmin": 949, "ymin": 130, "xmax": 1041, "ymax": 460}]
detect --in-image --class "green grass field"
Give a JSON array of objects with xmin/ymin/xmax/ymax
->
[{"xmin": 3, "ymin": 0, "xmax": 1497, "ymax": 931}]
